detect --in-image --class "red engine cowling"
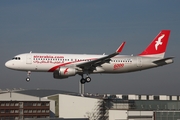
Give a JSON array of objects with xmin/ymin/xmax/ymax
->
[{"xmin": 53, "ymin": 67, "xmax": 77, "ymax": 79}]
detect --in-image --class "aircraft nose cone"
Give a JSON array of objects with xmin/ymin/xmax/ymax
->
[
  {"xmin": 5, "ymin": 61, "xmax": 11, "ymax": 68},
  {"xmin": 5, "ymin": 61, "xmax": 9, "ymax": 68}
]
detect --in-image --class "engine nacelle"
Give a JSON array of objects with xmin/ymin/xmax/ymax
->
[{"xmin": 53, "ymin": 67, "xmax": 77, "ymax": 79}]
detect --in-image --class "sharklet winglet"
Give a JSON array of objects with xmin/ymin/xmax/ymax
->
[{"xmin": 116, "ymin": 42, "xmax": 126, "ymax": 53}]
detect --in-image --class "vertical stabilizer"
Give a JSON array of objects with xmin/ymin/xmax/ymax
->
[{"xmin": 139, "ymin": 30, "xmax": 170, "ymax": 58}]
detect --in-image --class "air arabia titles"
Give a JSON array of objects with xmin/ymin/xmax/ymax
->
[
  {"xmin": 33, "ymin": 55, "xmax": 64, "ymax": 59},
  {"xmin": 33, "ymin": 55, "xmax": 64, "ymax": 64}
]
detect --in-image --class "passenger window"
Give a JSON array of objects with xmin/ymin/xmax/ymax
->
[{"xmin": 13, "ymin": 57, "xmax": 18, "ymax": 60}]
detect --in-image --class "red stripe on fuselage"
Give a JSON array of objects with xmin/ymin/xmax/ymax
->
[
  {"xmin": 48, "ymin": 61, "xmax": 75, "ymax": 72},
  {"xmin": 48, "ymin": 58, "xmax": 97, "ymax": 72}
]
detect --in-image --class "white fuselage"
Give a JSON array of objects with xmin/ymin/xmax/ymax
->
[{"xmin": 5, "ymin": 53, "xmax": 165, "ymax": 74}]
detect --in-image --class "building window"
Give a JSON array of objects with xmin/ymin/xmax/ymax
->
[
  {"xmin": 5, "ymin": 109, "xmax": 10, "ymax": 113},
  {"xmin": 1, "ymin": 103, "xmax": 5, "ymax": 106},
  {"xmin": 122, "ymin": 95, "xmax": 128, "ymax": 100},
  {"xmin": 37, "ymin": 103, "xmax": 41, "ymax": 106},
  {"xmin": 41, "ymin": 102, "xmax": 46, "ymax": 106},
  {"xmin": 33, "ymin": 103, "xmax": 37, "ymax": 106},
  {"xmin": 1, "ymin": 110, "xmax": 5, "ymax": 113},
  {"xmin": 15, "ymin": 103, "xmax": 19, "ymax": 106},
  {"xmin": 46, "ymin": 103, "xmax": 49, "ymax": 106},
  {"xmin": 10, "ymin": 103, "xmax": 14, "ymax": 106},
  {"xmin": 10, "ymin": 110, "xmax": 14, "ymax": 113},
  {"xmin": 154, "ymin": 96, "xmax": 159, "ymax": 100},
  {"xmin": 37, "ymin": 110, "xmax": 41, "ymax": 113},
  {"xmin": 19, "ymin": 116, "xmax": 23, "ymax": 119},
  {"xmin": 33, "ymin": 110, "xmax": 37, "ymax": 113},
  {"xmin": 20, "ymin": 109, "xmax": 23, "ymax": 114},
  {"xmin": 24, "ymin": 116, "xmax": 29, "ymax": 118},
  {"xmin": 24, "ymin": 110, "xmax": 28, "ymax": 113},
  {"xmin": 24, "ymin": 102, "xmax": 28, "ymax": 106},
  {"xmin": 6, "ymin": 103, "xmax": 9, "ymax": 106},
  {"xmin": 24, "ymin": 102, "xmax": 32, "ymax": 106},
  {"xmin": 15, "ymin": 110, "xmax": 19, "ymax": 113}
]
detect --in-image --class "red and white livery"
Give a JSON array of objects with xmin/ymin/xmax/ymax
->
[{"xmin": 5, "ymin": 30, "xmax": 174, "ymax": 84}]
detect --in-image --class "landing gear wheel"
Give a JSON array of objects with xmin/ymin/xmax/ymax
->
[
  {"xmin": 80, "ymin": 78, "xmax": 86, "ymax": 84},
  {"xmin": 26, "ymin": 71, "xmax": 31, "ymax": 82},
  {"xmin": 85, "ymin": 77, "xmax": 91, "ymax": 83},
  {"xmin": 26, "ymin": 77, "xmax": 30, "ymax": 82}
]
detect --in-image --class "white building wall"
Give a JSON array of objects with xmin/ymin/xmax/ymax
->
[
  {"xmin": 172, "ymin": 96, "xmax": 177, "ymax": 100},
  {"xmin": 149, "ymin": 95, "xmax": 154, "ymax": 100},
  {"xmin": 166, "ymin": 96, "xmax": 170, "ymax": 100},
  {"xmin": 128, "ymin": 95, "xmax": 138, "ymax": 100},
  {"xmin": 109, "ymin": 110, "xmax": 127, "ymax": 120},
  {"xmin": 58, "ymin": 94, "xmax": 101, "ymax": 119},
  {"xmin": 159, "ymin": 95, "xmax": 167, "ymax": 100},
  {"xmin": 141, "ymin": 95, "xmax": 147, "ymax": 100},
  {"xmin": 116, "ymin": 94, "xmax": 122, "ymax": 99}
]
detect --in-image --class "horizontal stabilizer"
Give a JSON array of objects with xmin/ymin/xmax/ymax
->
[{"xmin": 153, "ymin": 57, "xmax": 174, "ymax": 66}]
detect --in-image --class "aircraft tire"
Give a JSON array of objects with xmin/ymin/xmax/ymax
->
[
  {"xmin": 86, "ymin": 77, "xmax": 91, "ymax": 83},
  {"xmin": 80, "ymin": 78, "xmax": 86, "ymax": 84},
  {"xmin": 26, "ymin": 77, "xmax": 30, "ymax": 82}
]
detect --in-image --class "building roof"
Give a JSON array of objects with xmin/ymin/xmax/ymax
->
[{"xmin": 15, "ymin": 89, "xmax": 78, "ymax": 97}]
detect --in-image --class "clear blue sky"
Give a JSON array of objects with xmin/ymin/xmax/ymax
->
[{"xmin": 1, "ymin": 0, "xmax": 180, "ymax": 95}]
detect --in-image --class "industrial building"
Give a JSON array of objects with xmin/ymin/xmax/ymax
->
[
  {"xmin": 0, "ymin": 101, "xmax": 50, "ymax": 119},
  {"xmin": 0, "ymin": 89, "xmax": 180, "ymax": 120}
]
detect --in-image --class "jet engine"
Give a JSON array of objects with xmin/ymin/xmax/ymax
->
[{"xmin": 53, "ymin": 67, "xmax": 77, "ymax": 79}]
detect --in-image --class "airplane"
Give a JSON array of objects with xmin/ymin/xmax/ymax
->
[{"xmin": 5, "ymin": 30, "xmax": 174, "ymax": 84}]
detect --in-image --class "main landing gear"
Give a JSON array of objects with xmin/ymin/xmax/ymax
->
[
  {"xmin": 80, "ymin": 75, "xmax": 91, "ymax": 84},
  {"xmin": 26, "ymin": 71, "xmax": 31, "ymax": 82}
]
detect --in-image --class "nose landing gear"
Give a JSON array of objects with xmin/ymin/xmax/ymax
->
[{"xmin": 26, "ymin": 71, "xmax": 31, "ymax": 82}]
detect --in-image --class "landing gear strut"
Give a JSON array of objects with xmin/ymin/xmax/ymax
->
[
  {"xmin": 80, "ymin": 74, "xmax": 91, "ymax": 84},
  {"xmin": 26, "ymin": 71, "xmax": 31, "ymax": 82}
]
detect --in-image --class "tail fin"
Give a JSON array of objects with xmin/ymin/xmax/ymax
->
[{"xmin": 139, "ymin": 30, "xmax": 170, "ymax": 58}]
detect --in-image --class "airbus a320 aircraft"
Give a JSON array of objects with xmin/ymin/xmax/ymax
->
[{"xmin": 5, "ymin": 30, "xmax": 174, "ymax": 84}]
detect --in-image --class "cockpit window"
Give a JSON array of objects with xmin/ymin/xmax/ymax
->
[{"xmin": 12, "ymin": 57, "xmax": 21, "ymax": 60}]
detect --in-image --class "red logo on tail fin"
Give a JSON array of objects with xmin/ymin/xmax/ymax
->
[
  {"xmin": 139, "ymin": 30, "xmax": 170, "ymax": 57},
  {"xmin": 155, "ymin": 34, "xmax": 164, "ymax": 50}
]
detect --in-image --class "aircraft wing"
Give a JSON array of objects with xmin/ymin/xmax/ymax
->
[{"xmin": 76, "ymin": 42, "xmax": 126, "ymax": 70}]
